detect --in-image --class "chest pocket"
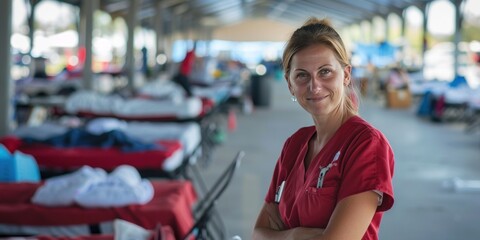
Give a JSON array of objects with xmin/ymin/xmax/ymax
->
[{"xmin": 298, "ymin": 165, "xmax": 340, "ymax": 228}]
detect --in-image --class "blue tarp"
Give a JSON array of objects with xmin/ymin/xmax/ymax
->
[{"xmin": 353, "ymin": 41, "xmax": 399, "ymax": 67}]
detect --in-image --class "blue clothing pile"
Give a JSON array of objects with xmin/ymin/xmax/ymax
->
[{"xmin": 23, "ymin": 128, "xmax": 160, "ymax": 152}]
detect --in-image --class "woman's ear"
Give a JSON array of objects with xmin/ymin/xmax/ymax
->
[
  {"xmin": 285, "ymin": 74, "xmax": 294, "ymax": 94},
  {"xmin": 343, "ymin": 65, "xmax": 352, "ymax": 86}
]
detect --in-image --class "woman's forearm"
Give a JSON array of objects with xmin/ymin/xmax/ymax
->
[
  {"xmin": 253, "ymin": 227, "xmax": 324, "ymax": 240},
  {"xmin": 253, "ymin": 203, "xmax": 324, "ymax": 240},
  {"xmin": 252, "ymin": 227, "xmax": 293, "ymax": 240}
]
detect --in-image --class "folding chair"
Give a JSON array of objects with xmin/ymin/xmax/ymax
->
[{"xmin": 183, "ymin": 150, "xmax": 245, "ymax": 240}]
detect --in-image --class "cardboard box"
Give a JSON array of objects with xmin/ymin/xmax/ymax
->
[{"xmin": 386, "ymin": 89, "xmax": 412, "ymax": 108}]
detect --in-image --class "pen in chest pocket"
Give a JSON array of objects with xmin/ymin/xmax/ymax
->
[
  {"xmin": 316, "ymin": 165, "xmax": 330, "ymax": 188},
  {"xmin": 316, "ymin": 151, "xmax": 341, "ymax": 188},
  {"xmin": 275, "ymin": 180, "xmax": 285, "ymax": 203}
]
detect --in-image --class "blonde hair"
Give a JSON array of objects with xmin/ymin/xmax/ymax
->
[{"xmin": 282, "ymin": 17, "xmax": 358, "ymax": 115}]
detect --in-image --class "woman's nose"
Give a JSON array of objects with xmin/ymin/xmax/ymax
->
[{"xmin": 310, "ymin": 76, "xmax": 322, "ymax": 93}]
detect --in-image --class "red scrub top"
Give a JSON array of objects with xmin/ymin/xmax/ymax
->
[
  {"xmin": 265, "ymin": 116, "xmax": 394, "ymax": 240},
  {"xmin": 180, "ymin": 50, "xmax": 195, "ymax": 76}
]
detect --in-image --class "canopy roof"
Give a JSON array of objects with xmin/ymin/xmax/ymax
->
[{"xmin": 52, "ymin": 0, "xmax": 432, "ymax": 32}]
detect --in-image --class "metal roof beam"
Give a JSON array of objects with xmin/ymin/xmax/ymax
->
[
  {"xmin": 304, "ymin": 1, "xmax": 360, "ymax": 23},
  {"xmin": 196, "ymin": 1, "xmax": 241, "ymax": 15},
  {"xmin": 303, "ymin": 0, "xmax": 369, "ymax": 23}
]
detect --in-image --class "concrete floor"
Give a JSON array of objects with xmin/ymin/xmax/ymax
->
[{"xmin": 198, "ymin": 77, "xmax": 480, "ymax": 240}]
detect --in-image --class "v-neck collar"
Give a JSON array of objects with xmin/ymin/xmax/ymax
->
[{"xmin": 299, "ymin": 116, "xmax": 358, "ymax": 183}]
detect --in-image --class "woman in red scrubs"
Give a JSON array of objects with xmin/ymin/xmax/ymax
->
[{"xmin": 253, "ymin": 18, "xmax": 395, "ymax": 240}]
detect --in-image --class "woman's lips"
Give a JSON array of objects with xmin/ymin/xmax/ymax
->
[{"xmin": 307, "ymin": 95, "xmax": 329, "ymax": 101}]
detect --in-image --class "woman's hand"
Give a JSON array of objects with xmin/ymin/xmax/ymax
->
[
  {"xmin": 252, "ymin": 190, "xmax": 378, "ymax": 240},
  {"xmin": 253, "ymin": 203, "xmax": 324, "ymax": 240}
]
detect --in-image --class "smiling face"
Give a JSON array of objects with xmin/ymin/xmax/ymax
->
[{"xmin": 287, "ymin": 44, "xmax": 351, "ymax": 117}]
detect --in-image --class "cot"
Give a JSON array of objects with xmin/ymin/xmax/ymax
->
[
  {"xmin": 1, "ymin": 121, "xmax": 202, "ymax": 179},
  {"xmin": 0, "ymin": 151, "xmax": 245, "ymax": 240},
  {"xmin": 0, "ymin": 180, "xmax": 197, "ymax": 240}
]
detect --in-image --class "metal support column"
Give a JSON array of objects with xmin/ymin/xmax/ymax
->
[
  {"xmin": 154, "ymin": 0, "xmax": 166, "ymax": 77},
  {"xmin": 385, "ymin": 16, "xmax": 390, "ymax": 43},
  {"xmin": 165, "ymin": 13, "xmax": 177, "ymax": 75},
  {"xmin": 421, "ymin": 3, "xmax": 430, "ymax": 67},
  {"xmin": 452, "ymin": 0, "xmax": 464, "ymax": 78},
  {"xmin": 126, "ymin": 0, "xmax": 139, "ymax": 90},
  {"xmin": 27, "ymin": 0, "xmax": 39, "ymax": 57},
  {"xmin": 0, "ymin": 0, "xmax": 13, "ymax": 136},
  {"xmin": 205, "ymin": 27, "xmax": 213, "ymax": 57},
  {"xmin": 400, "ymin": 9, "xmax": 407, "ymax": 66},
  {"xmin": 81, "ymin": 0, "xmax": 97, "ymax": 90}
]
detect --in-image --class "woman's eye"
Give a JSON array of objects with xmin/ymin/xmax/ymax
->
[
  {"xmin": 296, "ymin": 73, "xmax": 309, "ymax": 80},
  {"xmin": 320, "ymin": 69, "xmax": 332, "ymax": 75}
]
